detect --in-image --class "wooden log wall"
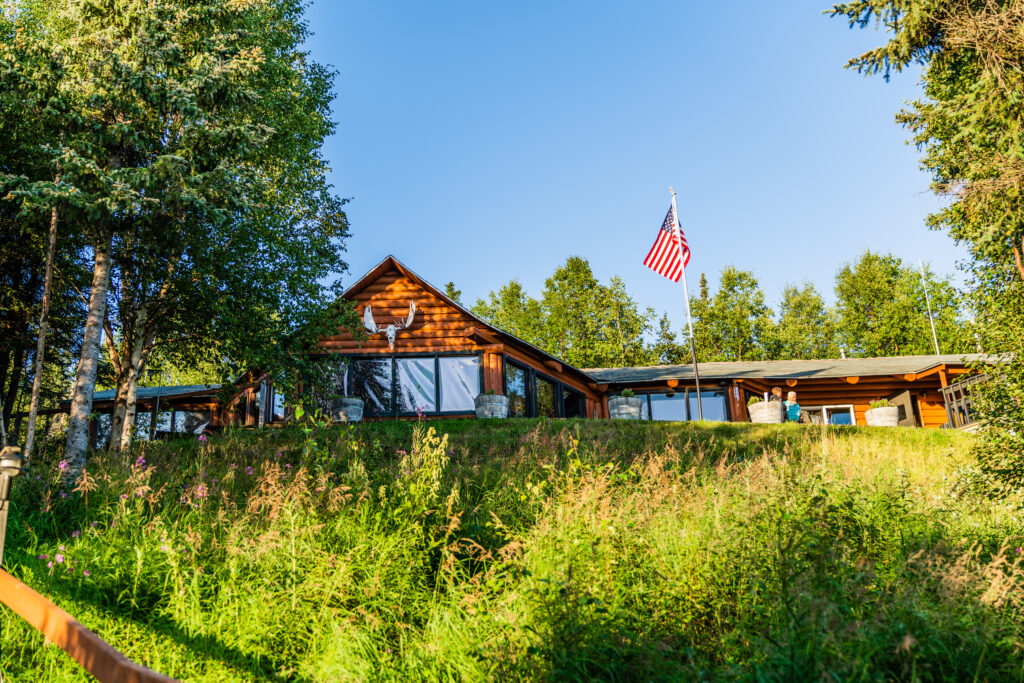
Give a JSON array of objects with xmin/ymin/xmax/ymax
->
[
  {"xmin": 321, "ymin": 265, "xmax": 604, "ymax": 417},
  {"xmin": 629, "ymin": 374, "xmax": 956, "ymax": 428}
]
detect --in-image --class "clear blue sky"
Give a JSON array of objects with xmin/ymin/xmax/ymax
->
[{"xmin": 302, "ymin": 0, "xmax": 965, "ymax": 334}]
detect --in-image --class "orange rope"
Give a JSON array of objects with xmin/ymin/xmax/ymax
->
[{"xmin": 0, "ymin": 569, "xmax": 177, "ymax": 683}]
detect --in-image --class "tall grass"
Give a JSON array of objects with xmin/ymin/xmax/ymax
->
[{"xmin": 1, "ymin": 419, "xmax": 1021, "ymax": 681}]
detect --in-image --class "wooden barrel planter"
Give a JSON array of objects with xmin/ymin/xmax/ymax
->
[
  {"xmin": 332, "ymin": 397, "xmax": 364, "ymax": 423},
  {"xmin": 475, "ymin": 394, "xmax": 509, "ymax": 418},
  {"xmin": 609, "ymin": 396, "xmax": 643, "ymax": 420},
  {"xmin": 865, "ymin": 406, "xmax": 899, "ymax": 427},
  {"xmin": 748, "ymin": 401, "xmax": 784, "ymax": 424}
]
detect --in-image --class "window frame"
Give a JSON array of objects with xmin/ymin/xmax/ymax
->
[
  {"xmin": 501, "ymin": 355, "xmax": 584, "ymax": 419},
  {"xmin": 803, "ymin": 403, "xmax": 857, "ymax": 426},
  {"xmin": 635, "ymin": 387, "xmax": 732, "ymax": 423},
  {"xmin": 315, "ymin": 352, "xmax": 484, "ymax": 418}
]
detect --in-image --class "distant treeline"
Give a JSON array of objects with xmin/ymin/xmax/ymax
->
[{"xmin": 468, "ymin": 250, "xmax": 973, "ymax": 369}]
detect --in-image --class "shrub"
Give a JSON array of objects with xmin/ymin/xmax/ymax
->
[{"xmin": 869, "ymin": 399, "xmax": 893, "ymax": 409}]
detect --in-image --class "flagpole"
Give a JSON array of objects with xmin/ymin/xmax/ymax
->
[
  {"xmin": 670, "ymin": 188, "xmax": 703, "ymax": 420},
  {"xmin": 919, "ymin": 260, "xmax": 941, "ymax": 356}
]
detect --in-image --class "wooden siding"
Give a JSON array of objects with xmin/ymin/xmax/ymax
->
[{"xmin": 321, "ymin": 265, "xmax": 603, "ymax": 416}]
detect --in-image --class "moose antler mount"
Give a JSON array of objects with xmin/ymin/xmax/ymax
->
[{"xmin": 362, "ymin": 301, "xmax": 417, "ymax": 350}]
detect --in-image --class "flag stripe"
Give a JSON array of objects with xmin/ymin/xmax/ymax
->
[{"xmin": 643, "ymin": 202, "xmax": 690, "ymax": 282}]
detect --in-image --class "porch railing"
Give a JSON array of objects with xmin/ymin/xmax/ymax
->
[{"xmin": 940, "ymin": 373, "xmax": 987, "ymax": 429}]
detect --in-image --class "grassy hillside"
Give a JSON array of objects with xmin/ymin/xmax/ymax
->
[{"xmin": 2, "ymin": 419, "xmax": 1022, "ymax": 681}]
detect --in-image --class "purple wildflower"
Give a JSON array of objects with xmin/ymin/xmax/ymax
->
[
  {"xmin": 71, "ymin": 531, "xmax": 81, "ymax": 539},
  {"xmin": 47, "ymin": 561, "xmax": 53, "ymax": 569},
  {"xmin": 198, "ymin": 434, "xmax": 208, "ymax": 444},
  {"xmin": 83, "ymin": 570, "xmax": 90, "ymax": 577},
  {"xmin": 245, "ymin": 466, "xmax": 255, "ymax": 476},
  {"xmin": 55, "ymin": 554, "xmax": 64, "ymax": 564}
]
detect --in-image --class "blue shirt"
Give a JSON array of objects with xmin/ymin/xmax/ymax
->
[{"xmin": 783, "ymin": 401, "xmax": 800, "ymax": 422}]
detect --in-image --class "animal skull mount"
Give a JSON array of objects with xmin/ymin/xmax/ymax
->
[{"xmin": 362, "ymin": 301, "xmax": 417, "ymax": 350}]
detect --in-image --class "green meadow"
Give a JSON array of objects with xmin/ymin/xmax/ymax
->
[{"xmin": 2, "ymin": 420, "xmax": 1022, "ymax": 681}]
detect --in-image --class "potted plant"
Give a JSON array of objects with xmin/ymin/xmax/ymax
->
[
  {"xmin": 608, "ymin": 389, "xmax": 643, "ymax": 420},
  {"xmin": 747, "ymin": 395, "xmax": 784, "ymax": 424},
  {"xmin": 475, "ymin": 389, "xmax": 509, "ymax": 418},
  {"xmin": 865, "ymin": 399, "xmax": 899, "ymax": 427}
]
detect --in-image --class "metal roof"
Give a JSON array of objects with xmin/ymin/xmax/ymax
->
[
  {"xmin": 584, "ymin": 354, "xmax": 988, "ymax": 384},
  {"xmin": 88, "ymin": 384, "xmax": 222, "ymax": 402}
]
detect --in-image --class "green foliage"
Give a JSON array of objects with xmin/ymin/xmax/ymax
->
[
  {"xmin": 473, "ymin": 256, "xmax": 656, "ymax": 368},
  {"xmin": 830, "ymin": 1, "xmax": 1024, "ymax": 488},
  {"xmin": 688, "ymin": 266, "xmax": 777, "ymax": 361},
  {"xmin": 618, "ymin": 389, "xmax": 635, "ymax": 398},
  {"xmin": 777, "ymin": 283, "xmax": 838, "ymax": 359},
  {"xmin": 869, "ymin": 399, "xmax": 893, "ymax": 409},
  {"xmin": 6, "ymin": 420, "xmax": 1019, "ymax": 681},
  {"xmin": 748, "ymin": 395, "xmax": 763, "ymax": 406},
  {"xmin": 834, "ymin": 251, "xmax": 969, "ymax": 357},
  {"xmin": 443, "ymin": 281, "xmax": 463, "ymax": 305},
  {"xmin": 651, "ymin": 312, "xmax": 688, "ymax": 364},
  {"xmin": 471, "ymin": 279, "xmax": 546, "ymax": 347}
]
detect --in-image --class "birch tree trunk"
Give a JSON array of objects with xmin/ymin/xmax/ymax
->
[
  {"xmin": 64, "ymin": 229, "xmax": 113, "ymax": 469},
  {"xmin": 112, "ymin": 303, "xmax": 151, "ymax": 451},
  {"xmin": 107, "ymin": 378, "xmax": 130, "ymax": 452},
  {"xmin": 118, "ymin": 343, "xmax": 152, "ymax": 451},
  {"xmin": 23, "ymin": 205, "xmax": 59, "ymax": 461}
]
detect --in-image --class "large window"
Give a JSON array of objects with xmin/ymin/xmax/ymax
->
[
  {"xmin": 503, "ymin": 357, "xmax": 587, "ymax": 419},
  {"xmin": 536, "ymin": 375, "xmax": 558, "ymax": 418},
  {"xmin": 638, "ymin": 389, "xmax": 731, "ymax": 422},
  {"xmin": 440, "ymin": 356, "xmax": 482, "ymax": 412},
  {"xmin": 505, "ymin": 362, "xmax": 529, "ymax": 417},
  {"xmin": 563, "ymin": 386, "xmax": 586, "ymax": 418},
  {"xmin": 329, "ymin": 354, "xmax": 481, "ymax": 417},
  {"xmin": 396, "ymin": 357, "xmax": 437, "ymax": 413},
  {"xmin": 349, "ymin": 358, "xmax": 394, "ymax": 417}
]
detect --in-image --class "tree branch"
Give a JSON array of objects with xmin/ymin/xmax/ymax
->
[{"xmin": 1013, "ymin": 236, "xmax": 1024, "ymax": 283}]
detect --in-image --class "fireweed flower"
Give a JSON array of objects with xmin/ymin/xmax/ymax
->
[
  {"xmin": 57, "ymin": 460, "xmax": 69, "ymax": 473},
  {"xmin": 55, "ymin": 554, "xmax": 64, "ymax": 564},
  {"xmin": 83, "ymin": 570, "xmax": 90, "ymax": 577},
  {"xmin": 198, "ymin": 434, "xmax": 208, "ymax": 444},
  {"xmin": 245, "ymin": 466, "xmax": 255, "ymax": 476},
  {"xmin": 71, "ymin": 531, "xmax": 81, "ymax": 539}
]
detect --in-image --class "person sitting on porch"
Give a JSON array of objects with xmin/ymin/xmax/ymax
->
[
  {"xmin": 769, "ymin": 386, "xmax": 783, "ymax": 402},
  {"xmin": 784, "ymin": 391, "xmax": 801, "ymax": 422}
]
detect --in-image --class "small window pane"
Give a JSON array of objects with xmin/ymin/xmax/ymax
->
[
  {"xmin": 536, "ymin": 375, "xmax": 558, "ymax": 418},
  {"xmin": 650, "ymin": 392, "xmax": 686, "ymax": 421},
  {"xmin": 439, "ymin": 356, "xmax": 480, "ymax": 412},
  {"xmin": 349, "ymin": 359, "xmax": 393, "ymax": 416},
  {"xmin": 640, "ymin": 396, "xmax": 650, "ymax": 420},
  {"xmin": 396, "ymin": 358, "xmax": 437, "ymax": 413},
  {"xmin": 505, "ymin": 362, "xmax": 528, "ymax": 417},
  {"xmin": 562, "ymin": 386, "xmax": 586, "ymax": 418}
]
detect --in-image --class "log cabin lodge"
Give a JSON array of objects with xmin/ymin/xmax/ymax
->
[{"xmin": 40, "ymin": 255, "xmax": 985, "ymax": 444}]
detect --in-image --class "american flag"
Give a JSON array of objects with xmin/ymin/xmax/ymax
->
[{"xmin": 643, "ymin": 202, "xmax": 690, "ymax": 282}]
